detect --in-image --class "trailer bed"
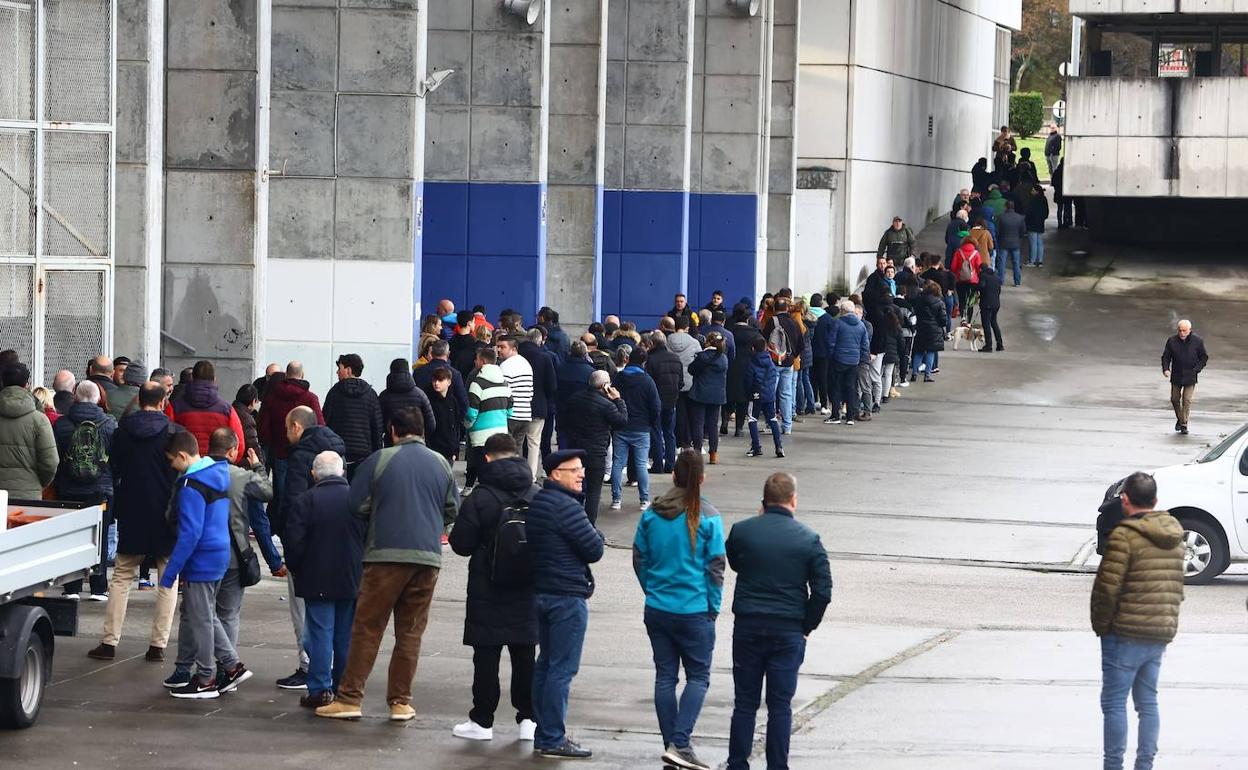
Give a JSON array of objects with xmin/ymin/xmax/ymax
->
[{"xmin": 1, "ymin": 501, "xmax": 103, "ymax": 604}]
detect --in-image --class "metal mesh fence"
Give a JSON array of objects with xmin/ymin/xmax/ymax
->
[
  {"xmin": 43, "ymin": 129, "xmax": 109, "ymax": 257},
  {"xmin": 0, "ymin": 129, "xmax": 35, "ymax": 255},
  {"xmin": 42, "ymin": 268, "xmax": 103, "ymax": 384},
  {"xmin": 44, "ymin": 0, "xmax": 111, "ymax": 124},
  {"xmin": 0, "ymin": 2, "xmax": 36, "ymax": 121},
  {"xmin": 0, "ymin": 262, "xmax": 35, "ymax": 365}
]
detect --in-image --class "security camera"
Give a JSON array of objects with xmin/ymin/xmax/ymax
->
[
  {"xmin": 417, "ymin": 68, "xmax": 455, "ymax": 98},
  {"xmin": 503, "ymin": 0, "xmax": 543, "ymax": 25},
  {"xmin": 727, "ymin": 0, "xmax": 760, "ymax": 16}
]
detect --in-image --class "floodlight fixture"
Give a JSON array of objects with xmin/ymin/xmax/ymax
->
[
  {"xmin": 727, "ymin": 0, "xmax": 760, "ymax": 16},
  {"xmin": 417, "ymin": 69, "xmax": 455, "ymax": 98},
  {"xmin": 503, "ymin": 0, "xmax": 543, "ymax": 25}
]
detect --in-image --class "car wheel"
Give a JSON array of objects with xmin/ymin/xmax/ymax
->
[
  {"xmin": 1179, "ymin": 519, "xmax": 1226, "ymax": 586},
  {"xmin": 0, "ymin": 633, "xmax": 48, "ymax": 729}
]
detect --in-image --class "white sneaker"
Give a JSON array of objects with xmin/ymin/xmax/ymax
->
[
  {"xmin": 899, "ymin": 381, "xmax": 910, "ymax": 388},
  {"xmin": 61, "ymin": 593, "xmax": 81, "ymax": 601},
  {"xmin": 88, "ymin": 593, "xmax": 109, "ymax": 602},
  {"xmin": 609, "ymin": 500, "xmax": 622, "ymax": 511},
  {"xmin": 639, "ymin": 500, "xmax": 651, "ymax": 512},
  {"xmin": 453, "ymin": 720, "xmax": 494, "ymax": 741},
  {"xmin": 846, "ymin": 420, "xmax": 855, "ymax": 426},
  {"xmin": 518, "ymin": 719, "xmax": 536, "ymax": 741},
  {"xmin": 820, "ymin": 407, "xmax": 831, "ymax": 415}
]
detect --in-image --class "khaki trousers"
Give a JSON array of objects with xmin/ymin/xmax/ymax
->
[
  {"xmin": 102, "ymin": 553, "xmax": 178, "ymax": 648},
  {"xmin": 1170, "ymin": 384, "xmax": 1195, "ymax": 425},
  {"xmin": 336, "ymin": 563, "xmax": 439, "ymax": 707}
]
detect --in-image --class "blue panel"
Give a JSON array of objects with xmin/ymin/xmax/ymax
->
[
  {"xmin": 699, "ymin": 193, "xmax": 757, "ymax": 252},
  {"xmin": 468, "ymin": 183, "xmax": 543, "ymax": 257},
  {"xmin": 620, "ymin": 190, "xmax": 686, "ymax": 254},
  {"xmin": 687, "ymin": 193, "xmax": 701, "ymax": 252},
  {"xmin": 468, "ymin": 255, "xmax": 540, "ymax": 321},
  {"xmin": 618, "ymin": 252, "xmax": 683, "ymax": 322},
  {"xmin": 602, "ymin": 189, "xmax": 623, "ymax": 255},
  {"xmin": 421, "ymin": 253, "xmax": 468, "ymax": 317},
  {"xmin": 696, "ymin": 250, "xmax": 755, "ymax": 312},
  {"xmin": 600, "ymin": 249, "xmax": 621, "ymax": 318},
  {"xmin": 422, "ymin": 181, "xmax": 470, "ymax": 255}
]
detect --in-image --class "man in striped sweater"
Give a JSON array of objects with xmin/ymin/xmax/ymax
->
[
  {"xmin": 464, "ymin": 347, "xmax": 512, "ymax": 492},
  {"xmin": 496, "ymin": 335, "xmax": 536, "ymax": 472}
]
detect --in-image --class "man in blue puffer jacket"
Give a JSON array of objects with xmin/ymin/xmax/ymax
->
[
  {"xmin": 526, "ymin": 449, "xmax": 605, "ymax": 760},
  {"xmin": 818, "ymin": 299, "xmax": 870, "ymax": 426}
]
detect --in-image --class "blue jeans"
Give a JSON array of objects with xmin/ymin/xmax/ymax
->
[
  {"xmin": 748, "ymin": 401, "xmax": 782, "ymax": 453},
  {"xmin": 644, "ymin": 607, "xmax": 716, "ymax": 750},
  {"xmin": 911, "ymin": 350, "xmax": 935, "ymax": 378},
  {"xmin": 532, "ymin": 594, "xmax": 589, "ymax": 750},
  {"xmin": 943, "ymin": 293, "xmax": 956, "ymax": 332},
  {"xmin": 1101, "ymin": 634, "xmax": 1166, "ymax": 770},
  {"xmin": 271, "ymin": 457, "xmax": 289, "ymax": 509},
  {"xmin": 1002, "ymin": 247, "xmax": 1022, "ymax": 285},
  {"xmin": 304, "ymin": 598, "xmax": 356, "ymax": 697},
  {"xmin": 776, "ymin": 367, "xmax": 795, "ymax": 432},
  {"xmin": 1028, "ymin": 231, "xmax": 1045, "ymax": 265},
  {"xmin": 611, "ymin": 431, "xmax": 651, "ymax": 503},
  {"xmin": 727, "ymin": 620, "xmax": 806, "ymax": 770},
  {"xmin": 795, "ymin": 367, "xmax": 815, "ymax": 413},
  {"xmin": 650, "ymin": 406, "xmax": 677, "ymax": 473}
]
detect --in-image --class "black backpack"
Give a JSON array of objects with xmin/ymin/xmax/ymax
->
[
  {"xmin": 66, "ymin": 419, "xmax": 108, "ymax": 483},
  {"xmin": 485, "ymin": 489, "xmax": 533, "ymax": 588}
]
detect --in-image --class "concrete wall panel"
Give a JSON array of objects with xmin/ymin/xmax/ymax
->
[
  {"xmin": 799, "ymin": 0, "xmax": 850, "ymax": 66},
  {"xmin": 626, "ymin": 62, "xmax": 688, "ymax": 126},
  {"xmin": 162, "ymin": 264, "xmax": 255, "ymax": 359},
  {"xmin": 550, "ymin": 45, "xmax": 601, "ymax": 115},
  {"xmin": 691, "ymin": 74, "xmax": 704, "ymax": 133},
  {"xmin": 628, "ymin": 0, "xmax": 688, "ymax": 61},
  {"xmin": 471, "ymin": 0, "xmax": 543, "ymax": 31},
  {"xmin": 1064, "ymin": 137, "xmax": 1119, "ymax": 196},
  {"xmin": 339, "ymin": 10, "xmax": 421, "ymax": 94},
  {"xmin": 114, "ymin": 165, "xmax": 146, "ymax": 268},
  {"xmin": 272, "ymin": 8, "xmax": 338, "ymax": 91},
  {"xmin": 546, "ymin": 186, "xmax": 597, "ymax": 254},
  {"xmin": 604, "ymin": 124, "xmax": 625, "ymax": 187},
  {"xmin": 1116, "ymin": 79, "xmax": 1170, "ymax": 137},
  {"xmin": 1229, "ymin": 79, "xmax": 1248, "ymax": 133},
  {"xmin": 1177, "ymin": 78, "xmax": 1231, "ymax": 137},
  {"xmin": 545, "ymin": 255, "xmax": 596, "ymax": 324},
  {"xmin": 424, "ymin": 108, "xmax": 472, "ymax": 180},
  {"xmin": 771, "ymin": 81, "xmax": 795, "ymax": 139},
  {"xmin": 116, "ymin": 62, "xmax": 147, "ymax": 164},
  {"xmin": 113, "ymin": 266, "xmax": 146, "ymax": 359},
  {"xmin": 605, "ymin": 61, "xmax": 625, "ymax": 124},
  {"xmin": 623, "ymin": 125, "xmax": 686, "ymax": 189},
  {"xmin": 269, "ymin": 91, "xmax": 336, "ymax": 176},
  {"xmin": 704, "ymin": 17, "xmax": 762, "ymax": 76},
  {"xmin": 268, "ymin": 178, "xmax": 335, "ymax": 260},
  {"xmin": 1178, "ymin": 138, "xmax": 1227, "ymax": 197},
  {"xmin": 769, "ymin": 137, "xmax": 794, "ymax": 192},
  {"xmin": 1179, "ymin": 0, "xmax": 1236, "ymax": 11},
  {"xmin": 334, "ymin": 178, "xmax": 415, "ymax": 261},
  {"xmin": 332, "ymin": 261, "xmax": 414, "ymax": 345},
  {"xmin": 471, "ymin": 33, "xmax": 545, "ymax": 107},
  {"xmin": 1227, "ymin": 138, "xmax": 1248, "ymax": 196},
  {"xmin": 426, "ymin": 31, "xmax": 473, "ymax": 106},
  {"xmin": 117, "ymin": 0, "xmax": 149, "ymax": 61},
  {"xmin": 796, "ymin": 66, "xmax": 847, "ymax": 160},
  {"xmin": 701, "ymin": 133, "xmax": 758, "ymax": 194},
  {"xmin": 165, "ymin": 171, "xmax": 256, "ymax": 264},
  {"xmin": 1066, "ymin": 78, "xmax": 1120, "ymax": 138},
  {"xmin": 607, "ymin": 0, "xmax": 627, "ymax": 60},
  {"xmin": 335, "ymin": 95, "xmax": 416, "ymax": 178},
  {"xmin": 166, "ymin": 72, "xmax": 257, "ymax": 170},
  {"xmin": 429, "ymin": 0, "xmax": 473, "ymax": 29},
  {"xmin": 167, "ymin": 0, "xmax": 257, "ymax": 71},
  {"xmin": 468, "ymin": 107, "xmax": 542, "ymax": 181},
  {"xmin": 548, "ymin": 114, "xmax": 599, "ymax": 185},
  {"xmin": 701, "ymin": 75, "xmax": 761, "ymax": 135},
  {"xmin": 341, "ymin": 0, "xmax": 420, "ymax": 8},
  {"xmin": 266, "ymin": 259, "xmax": 335, "ymax": 342},
  {"xmin": 1116, "ymin": 137, "xmax": 1170, "ymax": 196},
  {"xmin": 549, "ymin": 1, "xmax": 601, "ymax": 45}
]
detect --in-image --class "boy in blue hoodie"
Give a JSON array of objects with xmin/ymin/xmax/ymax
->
[
  {"xmin": 741, "ymin": 337, "xmax": 784, "ymax": 458},
  {"xmin": 161, "ymin": 430, "xmax": 238, "ymax": 699}
]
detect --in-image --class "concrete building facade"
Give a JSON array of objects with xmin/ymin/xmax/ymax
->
[{"xmin": 1, "ymin": 0, "xmax": 1019, "ymax": 396}]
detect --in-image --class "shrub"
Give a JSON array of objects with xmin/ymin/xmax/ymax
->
[{"xmin": 1009, "ymin": 92, "xmax": 1045, "ymax": 137}]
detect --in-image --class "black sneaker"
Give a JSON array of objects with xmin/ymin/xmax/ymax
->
[
  {"xmin": 163, "ymin": 669, "xmax": 192, "ymax": 689},
  {"xmin": 170, "ymin": 674, "xmax": 219, "ymax": 700},
  {"xmin": 663, "ymin": 743, "xmax": 710, "ymax": 770},
  {"xmin": 775, "ymin": 448, "xmax": 785, "ymax": 458},
  {"xmin": 1174, "ymin": 421, "xmax": 1182, "ymax": 432},
  {"xmin": 871, "ymin": 404, "xmax": 881, "ymax": 414},
  {"xmin": 537, "ymin": 739, "xmax": 592, "ymax": 759},
  {"xmin": 218, "ymin": 662, "xmax": 254, "ymax": 694},
  {"xmin": 1180, "ymin": 424, "xmax": 1189, "ymax": 435},
  {"xmin": 275, "ymin": 669, "xmax": 308, "ymax": 690},
  {"xmin": 746, "ymin": 448, "xmax": 763, "ymax": 457}
]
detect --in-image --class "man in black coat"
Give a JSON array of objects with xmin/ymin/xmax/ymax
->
[
  {"xmin": 448, "ymin": 434, "xmax": 540, "ymax": 741},
  {"xmin": 644, "ymin": 331, "xmax": 684, "ymax": 473},
  {"xmin": 554, "ymin": 341, "xmax": 595, "ymax": 446},
  {"xmin": 283, "ymin": 450, "xmax": 366, "ymax": 708},
  {"xmin": 560, "ymin": 370, "xmax": 627, "ymax": 524},
  {"xmin": 1161, "ymin": 320, "xmax": 1209, "ymax": 435},
  {"xmin": 54, "ymin": 379, "xmax": 117, "ymax": 598},
  {"xmin": 383, "ymin": 357, "xmax": 439, "ymax": 442},
  {"xmin": 322, "ymin": 353, "xmax": 384, "ymax": 479},
  {"xmin": 412, "ymin": 340, "xmax": 467, "ymax": 421},
  {"xmin": 280, "ymin": 406, "xmax": 348, "ymax": 537},
  {"xmin": 88, "ymin": 382, "xmax": 181, "ymax": 661},
  {"xmin": 977, "ymin": 265, "xmax": 1004, "ymax": 353}
]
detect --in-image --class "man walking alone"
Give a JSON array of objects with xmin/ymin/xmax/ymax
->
[
  {"xmin": 1160, "ymin": 320, "xmax": 1208, "ymax": 435},
  {"xmin": 1091, "ymin": 472, "xmax": 1184, "ymax": 770}
]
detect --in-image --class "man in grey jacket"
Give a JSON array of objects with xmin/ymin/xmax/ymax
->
[
  {"xmin": 665, "ymin": 315, "xmax": 701, "ymax": 450},
  {"xmin": 996, "ymin": 200, "xmax": 1027, "ymax": 287}
]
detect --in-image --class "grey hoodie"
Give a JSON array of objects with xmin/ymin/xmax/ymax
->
[{"xmin": 666, "ymin": 332, "xmax": 701, "ymax": 392}]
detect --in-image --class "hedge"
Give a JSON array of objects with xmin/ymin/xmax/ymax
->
[{"xmin": 1009, "ymin": 92, "xmax": 1045, "ymax": 138}]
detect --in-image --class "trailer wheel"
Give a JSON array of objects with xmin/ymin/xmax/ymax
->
[{"xmin": 0, "ymin": 632, "xmax": 49, "ymax": 729}]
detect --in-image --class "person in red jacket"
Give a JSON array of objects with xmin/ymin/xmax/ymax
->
[
  {"xmin": 257, "ymin": 360, "xmax": 324, "ymax": 505},
  {"xmin": 171, "ymin": 360, "xmax": 246, "ymax": 461},
  {"xmin": 950, "ymin": 239, "xmax": 983, "ymax": 327}
]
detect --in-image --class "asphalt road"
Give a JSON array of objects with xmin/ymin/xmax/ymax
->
[{"xmin": 5, "ymin": 221, "xmax": 1247, "ymax": 768}]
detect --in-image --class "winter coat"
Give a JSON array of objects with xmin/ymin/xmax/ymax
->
[
  {"xmin": 964, "ymin": 226, "xmax": 994, "ymax": 263},
  {"xmin": 108, "ymin": 384, "xmax": 140, "ymax": 422},
  {"xmin": 951, "ymin": 242, "xmax": 983, "ymax": 286},
  {"xmin": 277, "ymin": 425, "xmax": 346, "ymax": 537},
  {"xmin": 349, "ymin": 437, "xmax": 458, "ymax": 568},
  {"xmin": 978, "ymin": 268, "xmax": 1003, "ymax": 310},
  {"xmin": 284, "ymin": 475, "xmax": 367, "ymax": 600},
  {"xmin": 688, "ymin": 349, "xmax": 728, "ymax": 406},
  {"xmin": 615, "ymin": 365, "xmax": 662, "ymax": 434},
  {"xmin": 876, "ymin": 225, "xmax": 914, "ymax": 260},
  {"xmin": 383, "ymin": 369, "xmax": 439, "ymax": 441},
  {"xmin": 764, "ymin": 314, "xmax": 803, "ymax": 368},
  {"xmin": 822, "ymin": 314, "xmax": 870, "ymax": 366},
  {"xmin": 465, "ymin": 364, "xmax": 511, "ymax": 447},
  {"xmin": 726, "ymin": 506, "xmax": 833, "ymax": 635},
  {"xmin": 644, "ymin": 345, "xmax": 685, "ymax": 410},
  {"xmin": 944, "ymin": 218, "xmax": 966, "ymax": 258},
  {"xmin": 171, "ymin": 380, "xmax": 245, "ymax": 461},
  {"xmin": 665, "ymin": 332, "xmax": 701, "ymax": 392},
  {"xmin": 527, "ymin": 479, "xmax": 604, "ymax": 598},
  {"xmin": 997, "ymin": 210, "xmax": 1027, "ymax": 250},
  {"xmin": 449, "ymin": 333, "xmax": 479, "ymax": 379},
  {"xmin": 1091, "ymin": 512, "xmax": 1184, "ymax": 643},
  {"xmin": 1161, "ymin": 333, "xmax": 1209, "ymax": 387},
  {"xmin": 0, "ymin": 386, "xmax": 59, "ymax": 498},
  {"xmin": 87, "ymin": 375, "xmax": 118, "ymax": 415},
  {"xmin": 632, "ymin": 486, "xmax": 726, "ymax": 616},
  {"xmin": 233, "ymin": 401, "xmax": 263, "ymax": 464},
  {"xmin": 705, "ymin": 323, "xmax": 736, "ymax": 361},
  {"xmin": 448, "ymin": 456, "xmax": 540, "ymax": 646},
  {"xmin": 878, "ymin": 315, "xmax": 906, "ymax": 366},
  {"xmin": 519, "ymin": 340, "xmax": 558, "ymax": 420},
  {"xmin": 52, "ymin": 401, "xmax": 117, "ymax": 499},
  {"xmin": 543, "ymin": 324, "xmax": 571, "ymax": 358},
  {"xmin": 561, "ymin": 387, "xmax": 628, "ymax": 459},
  {"xmin": 426, "ymin": 392, "xmax": 462, "ymax": 460},
  {"xmin": 982, "ymin": 189, "xmax": 1007, "ymax": 220},
  {"xmin": 1025, "ymin": 193, "xmax": 1049, "ymax": 232},
  {"xmin": 258, "ymin": 378, "xmax": 324, "ymax": 460},
  {"xmin": 913, "ymin": 294, "xmax": 947, "ymax": 353},
  {"xmin": 555, "ymin": 354, "xmax": 595, "ymax": 415},
  {"xmin": 161, "ymin": 458, "xmax": 232, "ymax": 587},
  {"xmin": 727, "ymin": 324, "xmax": 765, "ymax": 404},
  {"xmin": 219, "ymin": 460, "xmax": 273, "ymax": 571},
  {"xmin": 323, "ymin": 377, "xmax": 385, "ymax": 464},
  {"xmin": 741, "ymin": 350, "xmax": 780, "ymax": 404},
  {"xmin": 921, "ymin": 267, "xmax": 956, "ymax": 295},
  {"xmin": 110, "ymin": 410, "xmax": 180, "ymax": 557}
]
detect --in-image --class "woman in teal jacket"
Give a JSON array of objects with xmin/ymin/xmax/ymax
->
[{"xmin": 631, "ymin": 450, "xmax": 726, "ymax": 770}]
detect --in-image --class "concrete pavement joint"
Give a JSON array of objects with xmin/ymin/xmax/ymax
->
[{"xmin": 822, "ymin": 550, "xmax": 1096, "ymax": 574}]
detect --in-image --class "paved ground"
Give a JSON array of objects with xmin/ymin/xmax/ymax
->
[{"xmin": 6, "ymin": 215, "xmax": 1248, "ymax": 768}]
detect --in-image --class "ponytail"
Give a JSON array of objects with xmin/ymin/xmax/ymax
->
[{"xmin": 673, "ymin": 449, "xmax": 704, "ymax": 554}]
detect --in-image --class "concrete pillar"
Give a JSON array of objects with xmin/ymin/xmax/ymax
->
[
  {"xmin": 602, "ymin": 0, "xmax": 695, "ymax": 325},
  {"xmin": 423, "ymin": 0, "xmax": 549, "ymax": 324},
  {"xmin": 264, "ymin": 1, "xmax": 426, "ymax": 398},
  {"xmin": 690, "ymin": 0, "xmax": 767, "ymax": 311},
  {"xmin": 766, "ymin": 0, "xmax": 799, "ymax": 292},
  {"xmin": 544, "ymin": 1, "xmax": 607, "ymax": 328},
  {"xmin": 161, "ymin": 0, "xmax": 260, "ymax": 389}
]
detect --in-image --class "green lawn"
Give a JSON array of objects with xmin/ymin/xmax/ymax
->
[{"xmin": 1016, "ymin": 135, "xmax": 1063, "ymax": 180}]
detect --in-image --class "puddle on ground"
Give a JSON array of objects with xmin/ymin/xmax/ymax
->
[{"xmin": 1027, "ymin": 313, "xmax": 1059, "ymax": 342}]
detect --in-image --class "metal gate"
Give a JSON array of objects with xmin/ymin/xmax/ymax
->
[{"xmin": 0, "ymin": 0, "xmax": 114, "ymax": 385}]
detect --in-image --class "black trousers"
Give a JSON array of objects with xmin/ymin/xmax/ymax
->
[
  {"xmin": 465, "ymin": 445, "xmax": 486, "ymax": 487},
  {"xmin": 62, "ymin": 492, "xmax": 111, "ymax": 595},
  {"xmin": 584, "ymin": 458, "xmax": 606, "ymax": 525},
  {"xmin": 981, "ymin": 307, "xmax": 1003, "ymax": 350},
  {"xmin": 689, "ymin": 402, "xmax": 720, "ymax": 453},
  {"xmin": 812, "ymin": 357, "xmax": 829, "ymax": 408},
  {"xmin": 723, "ymin": 401, "xmax": 748, "ymax": 435},
  {"xmin": 675, "ymin": 392, "xmax": 692, "ymax": 448},
  {"xmin": 469, "ymin": 644, "xmax": 535, "ymax": 729}
]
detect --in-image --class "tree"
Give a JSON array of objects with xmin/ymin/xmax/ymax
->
[{"xmin": 1011, "ymin": 0, "xmax": 1072, "ymax": 104}]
